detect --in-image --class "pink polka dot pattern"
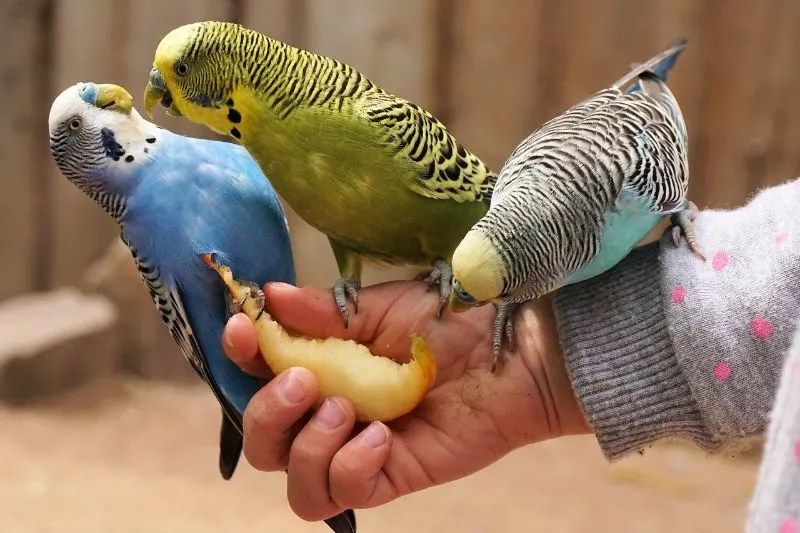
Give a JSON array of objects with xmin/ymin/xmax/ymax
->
[
  {"xmin": 712, "ymin": 250, "xmax": 729, "ymax": 271},
  {"xmin": 776, "ymin": 231, "xmax": 790, "ymax": 245},
  {"xmin": 794, "ymin": 440, "xmax": 800, "ymax": 461},
  {"xmin": 780, "ymin": 517, "xmax": 797, "ymax": 533},
  {"xmin": 713, "ymin": 361, "xmax": 731, "ymax": 382},
  {"xmin": 751, "ymin": 316, "xmax": 774, "ymax": 340},
  {"xmin": 671, "ymin": 286, "xmax": 686, "ymax": 304}
]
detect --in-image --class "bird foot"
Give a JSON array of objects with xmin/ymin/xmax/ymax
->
[
  {"xmin": 669, "ymin": 201, "xmax": 706, "ymax": 261},
  {"xmin": 224, "ymin": 279, "xmax": 266, "ymax": 321},
  {"xmin": 415, "ymin": 258, "xmax": 453, "ymax": 319},
  {"xmin": 333, "ymin": 276, "xmax": 361, "ymax": 329},
  {"xmin": 492, "ymin": 303, "xmax": 518, "ymax": 372}
]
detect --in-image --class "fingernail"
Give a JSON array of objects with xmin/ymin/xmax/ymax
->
[
  {"xmin": 360, "ymin": 422, "xmax": 388, "ymax": 448},
  {"xmin": 279, "ymin": 369, "xmax": 308, "ymax": 404},
  {"xmin": 314, "ymin": 398, "xmax": 345, "ymax": 430},
  {"xmin": 224, "ymin": 328, "xmax": 236, "ymax": 350}
]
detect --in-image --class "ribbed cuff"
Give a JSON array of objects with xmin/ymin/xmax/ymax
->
[{"xmin": 551, "ymin": 244, "xmax": 720, "ymax": 459}]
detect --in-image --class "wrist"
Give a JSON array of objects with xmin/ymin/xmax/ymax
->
[{"xmin": 514, "ymin": 297, "xmax": 591, "ymax": 445}]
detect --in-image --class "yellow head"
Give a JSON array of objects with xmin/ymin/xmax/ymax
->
[
  {"xmin": 144, "ymin": 21, "xmax": 251, "ymax": 138},
  {"xmin": 449, "ymin": 229, "xmax": 506, "ymax": 313}
]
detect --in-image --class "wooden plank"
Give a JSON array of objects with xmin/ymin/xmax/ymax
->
[
  {"xmin": 0, "ymin": 1, "xmax": 48, "ymax": 300},
  {"xmin": 46, "ymin": 0, "xmax": 127, "ymax": 287},
  {"xmin": 688, "ymin": 0, "xmax": 774, "ymax": 208},
  {"xmin": 444, "ymin": 0, "xmax": 543, "ymax": 171},
  {"xmin": 243, "ymin": 1, "xmax": 438, "ymax": 288},
  {"xmin": 240, "ymin": 0, "xmax": 302, "ymax": 45},
  {"xmin": 123, "ymin": 0, "xmax": 234, "ymax": 138},
  {"xmin": 755, "ymin": 0, "xmax": 800, "ymax": 190}
]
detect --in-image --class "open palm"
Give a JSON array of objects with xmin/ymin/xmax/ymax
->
[{"xmin": 223, "ymin": 280, "xmax": 587, "ymax": 522}]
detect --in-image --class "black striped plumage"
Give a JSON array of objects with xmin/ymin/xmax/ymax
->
[
  {"xmin": 475, "ymin": 76, "xmax": 689, "ymax": 303},
  {"xmin": 170, "ymin": 21, "xmax": 496, "ymax": 207},
  {"xmin": 49, "ymin": 120, "xmax": 129, "ymax": 221}
]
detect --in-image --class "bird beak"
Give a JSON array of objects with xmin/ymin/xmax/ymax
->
[
  {"xmin": 144, "ymin": 67, "xmax": 182, "ymax": 119},
  {"xmin": 448, "ymin": 291, "xmax": 477, "ymax": 314},
  {"xmin": 79, "ymin": 83, "xmax": 134, "ymax": 115}
]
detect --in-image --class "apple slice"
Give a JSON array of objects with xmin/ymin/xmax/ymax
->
[{"xmin": 203, "ymin": 254, "xmax": 437, "ymax": 422}]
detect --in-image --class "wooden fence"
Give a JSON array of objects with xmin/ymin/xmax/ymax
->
[{"xmin": 3, "ymin": 0, "xmax": 799, "ymax": 302}]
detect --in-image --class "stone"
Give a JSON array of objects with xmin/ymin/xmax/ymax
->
[
  {"xmin": 0, "ymin": 288, "xmax": 119, "ymax": 404},
  {"xmin": 81, "ymin": 238, "xmax": 197, "ymax": 382}
]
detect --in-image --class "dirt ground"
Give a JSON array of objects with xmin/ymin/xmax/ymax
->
[{"xmin": 0, "ymin": 378, "xmax": 760, "ymax": 533}]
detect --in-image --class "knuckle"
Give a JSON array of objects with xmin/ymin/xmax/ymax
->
[
  {"xmin": 242, "ymin": 400, "xmax": 287, "ymax": 472},
  {"xmin": 330, "ymin": 457, "xmax": 370, "ymax": 507},
  {"xmin": 288, "ymin": 494, "xmax": 331, "ymax": 522}
]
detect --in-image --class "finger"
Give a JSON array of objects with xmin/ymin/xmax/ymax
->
[
  {"xmin": 223, "ymin": 313, "xmax": 271, "ymax": 378},
  {"xmin": 242, "ymin": 367, "xmax": 318, "ymax": 472},
  {"xmin": 286, "ymin": 396, "xmax": 357, "ymax": 522},
  {"xmin": 265, "ymin": 281, "xmax": 411, "ymax": 341},
  {"xmin": 329, "ymin": 421, "xmax": 393, "ymax": 509}
]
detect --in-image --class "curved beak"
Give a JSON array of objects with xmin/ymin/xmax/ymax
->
[
  {"xmin": 144, "ymin": 66, "xmax": 182, "ymax": 119},
  {"xmin": 79, "ymin": 83, "xmax": 134, "ymax": 114}
]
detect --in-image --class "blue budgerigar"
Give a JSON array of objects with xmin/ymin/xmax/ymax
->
[
  {"xmin": 449, "ymin": 39, "xmax": 705, "ymax": 370},
  {"xmin": 47, "ymin": 82, "xmax": 356, "ymax": 533}
]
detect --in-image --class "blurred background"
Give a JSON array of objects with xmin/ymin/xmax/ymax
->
[{"xmin": 0, "ymin": 0, "xmax": 792, "ymax": 530}]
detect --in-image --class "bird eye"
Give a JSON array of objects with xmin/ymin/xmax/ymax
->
[
  {"xmin": 67, "ymin": 117, "xmax": 82, "ymax": 132},
  {"xmin": 175, "ymin": 62, "xmax": 191, "ymax": 76}
]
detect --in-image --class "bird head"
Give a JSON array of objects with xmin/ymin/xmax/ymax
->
[
  {"xmin": 449, "ymin": 229, "xmax": 506, "ymax": 313},
  {"xmin": 144, "ymin": 21, "xmax": 246, "ymax": 138},
  {"xmin": 49, "ymin": 82, "xmax": 158, "ymax": 206}
]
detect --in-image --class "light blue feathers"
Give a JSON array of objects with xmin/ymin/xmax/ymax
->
[{"xmin": 49, "ymin": 82, "xmax": 296, "ymax": 480}]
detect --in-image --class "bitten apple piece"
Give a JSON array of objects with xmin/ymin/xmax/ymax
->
[{"xmin": 203, "ymin": 254, "xmax": 438, "ymax": 422}]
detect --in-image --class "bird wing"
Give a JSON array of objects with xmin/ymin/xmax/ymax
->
[
  {"xmin": 357, "ymin": 91, "xmax": 497, "ymax": 204},
  {"xmin": 126, "ymin": 238, "xmax": 242, "ymax": 431},
  {"xmin": 493, "ymin": 86, "xmax": 689, "ymax": 214}
]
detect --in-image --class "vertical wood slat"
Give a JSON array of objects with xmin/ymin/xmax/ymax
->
[
  {"xmin": 751, "ymin": 0, "xmax": 800, "ymax": 190},
  {"xmin": 444, "ymin": 0, "xmax": 544, "ymax": 172},
  {"xmin": 689, "ymin": 0, "xmax": 775, "ymax": 208},
  {"xmin": 240, "ymin": 0, "xmax": 303, "ymax": 45},
  {"xmin": 46, "ymin": 0, "xmax": 127, "ymax": 288},
  {"xmin": 245, "ymin": 0, "xmax": 439, "ymax": 288},
  {"xmin": 0, "ymin": 1, "xmax": 49, "ymax": 300}
]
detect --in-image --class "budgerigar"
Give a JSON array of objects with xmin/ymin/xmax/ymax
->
[
  {"xmin": 449, "ymin": 39, "xmax": 705, "ymax": 370},
  {"xmin": 142, "ymin": 21, "xmax": 497, "ymax": 329},
  {"xmin": 48, "ymin": 82, "xmax": 356, "ymax": 533}
]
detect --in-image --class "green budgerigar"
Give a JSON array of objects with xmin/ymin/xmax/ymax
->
[
  {"xmin": 449, "ymin": 39, "xmax": 706, "ymax": 370},
  {"xmin": 143, "ymin": 21, "xmax": 496, "ymax": 327}
]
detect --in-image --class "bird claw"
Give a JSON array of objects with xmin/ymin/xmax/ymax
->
[
  {"xmin": 669, "ymin": 201, "xmax": 706, "ymax": 261},
  {"xmin": 492, "ymin": 303, "xmax": 518, "ymax": 372},
  {"xmin": 418, "ymin": 258, "xmax": 453, "ymax": 319},
  {"xmin": 333, "ymin": 277, "xmax": 360, "ymax": 329},
  {"xmin": 225, "ymin": 280, "xmax": 266, "ymax": 321}
]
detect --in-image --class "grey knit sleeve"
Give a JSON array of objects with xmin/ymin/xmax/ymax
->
[{"xmin": 551, "ymin": 178, "xmax": 800, "ymax": 460}]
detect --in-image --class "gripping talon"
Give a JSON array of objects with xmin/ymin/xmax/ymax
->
[
  {"xmin": 669, "ymin": 201, "xmax": 706, "ymax": 261},
  {"xmin": 333, "ymin": 277, "xmax": 361, "ymax": 329},
  {"xmin": 492, "ymin": 303, "xmax": 518, "ymax": 372},
  {"xmin": 420, "ymin": 258, "xmax": 453, "ymax": 319},
  {"xmin": 223, "ymin": 278, "xmax": 266, "ymax": 320}
]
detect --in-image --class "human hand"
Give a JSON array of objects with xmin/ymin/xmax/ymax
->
[{"xmin": 222, "ymin": 281, "xmax": 588, "ymax": 522}]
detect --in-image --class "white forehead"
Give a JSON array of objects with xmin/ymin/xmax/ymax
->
[
  {"xmin": 48, "ymin": 82, "xmax": 151, "ymax": 137},
  {"xmin": 48, "ymin": 83, "xmax": 93, "ymax": 133}
]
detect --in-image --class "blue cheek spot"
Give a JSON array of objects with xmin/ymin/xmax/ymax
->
[{"xmin": 79, "ymin": 83, "xmax": 98, "ymax": 105}]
